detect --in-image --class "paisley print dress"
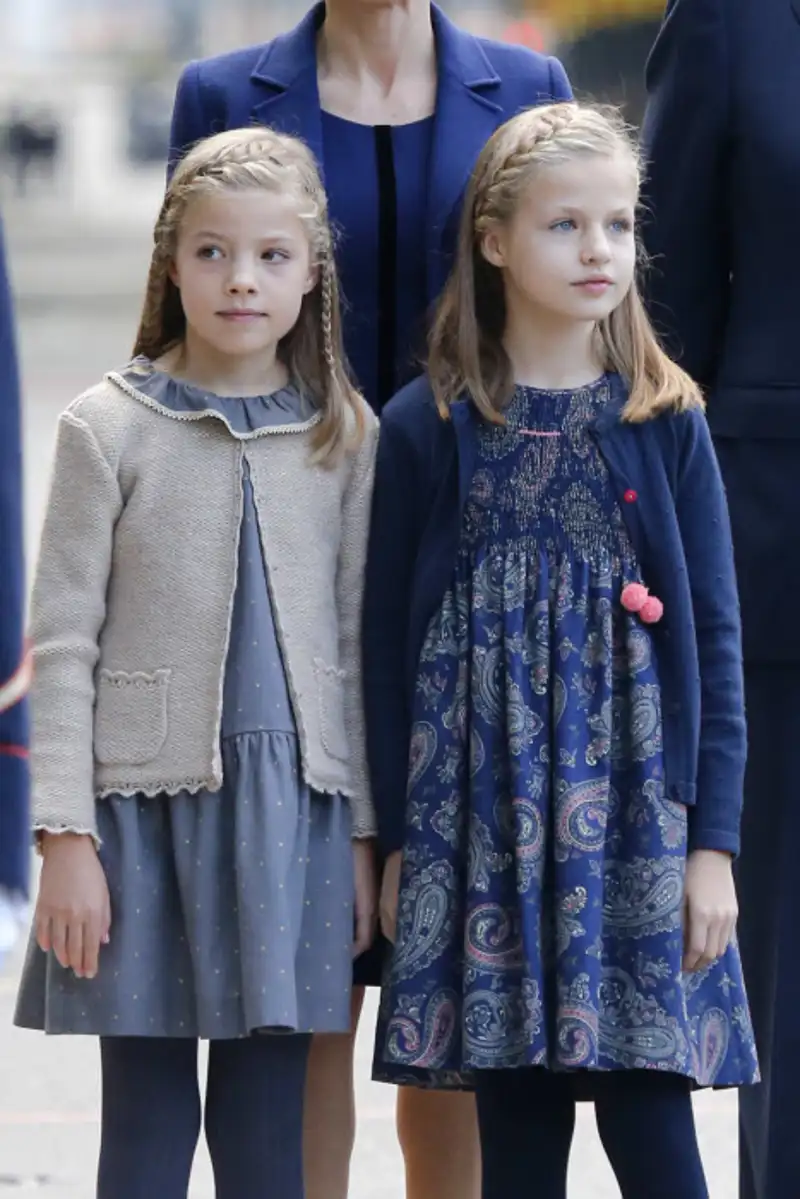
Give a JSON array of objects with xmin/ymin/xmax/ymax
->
[{"xmin": 374, "ymin": 378, "xmax": 758, "ymax": 1090}]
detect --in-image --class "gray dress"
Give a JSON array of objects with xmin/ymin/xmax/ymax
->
[{"xmin": 15, "ymin": 364, "xmax": 355, "ymax": 1039}]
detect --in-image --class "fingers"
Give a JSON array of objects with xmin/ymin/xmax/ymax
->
[
  {"xmin": 81, "ymin": 915, "xmax": 104, "ymax": 980},
  {"xmin": 67, "ymin": 919, "xmax": 85, "ymax": 976},
  {"xmin": 50, "ymin": 914, "xmax": 70, "ymax": 970},
  {"xmin": 683, "ymin": 908, "xmax": 736, "ymax": 972}
]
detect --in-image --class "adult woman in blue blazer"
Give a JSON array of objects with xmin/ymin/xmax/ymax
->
[
  {"xmin": 168, "ymin": 3, "xmax": 570, "ymax": 1196},
  {"xmin": 0, "ymin": 215, "xmax": 30, "ymax": 966},
  {"xmin": 641, "ymin": 1, "xmax": 800, "ymax": 1195}
]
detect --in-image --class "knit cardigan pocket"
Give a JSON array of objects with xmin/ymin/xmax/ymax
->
[{"xmin": 94, "ymin": 668, "xmax": 171, "ymax": 767}]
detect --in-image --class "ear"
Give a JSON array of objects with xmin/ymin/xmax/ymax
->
[
  {"xmin": 480, "ymin": 224, "xmax": 508, "ymax": 269},
  {"xmin": 168, "ymin": 260, "xmax": 180, "ymax": 288},
  {"xmin": 303, "ymin": 263, "xmax": 319, "ymax": 296}
]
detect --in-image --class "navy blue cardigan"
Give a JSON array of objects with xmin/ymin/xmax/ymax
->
[
  {"xmin": 0, "ymin": 216, "xmax": 29, "ymax": 896},
  {"xmin": 362, "ymin": 373, "xmax": 745, "ymax": 859}
]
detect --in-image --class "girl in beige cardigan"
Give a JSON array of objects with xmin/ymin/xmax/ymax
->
[{"xmin": 15, "ymin": 127, "xmax": 377, "ymax": 1199}]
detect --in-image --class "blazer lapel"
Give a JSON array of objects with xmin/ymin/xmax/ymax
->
[
  {"xmin": 248, "ymin": 2, "xmax": 326, "ymax": 177},
  {"xmin": 426, "ymin": 5, "xmax": 503, "ymax": 297}
]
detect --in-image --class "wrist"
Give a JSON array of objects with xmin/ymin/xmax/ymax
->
[{"xmin": 38, "ymin": 830, "xmax": 94, "ymax": 857}]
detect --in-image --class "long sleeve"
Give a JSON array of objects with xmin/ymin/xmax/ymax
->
[
  {"xmin": 337, "ymin": 410, "xmax": 379, "ymax": 839},
  {"xmin": 29, "ymin": 410, "xmax": 122, "ymax": 841},
  {"xmin": 640, "ymin": 0, "xmax": 732, "ymax": 389},
  {"xmin": 0, "ymin": 216, "xmax": 30, "ymax": 895},
  {"xmin": 362, "ymin": 409, "xmax": 426, "ymax": 856},
  {"xmin": 675, "ymin": 410, "xmax": 745, "ymax": 855}
]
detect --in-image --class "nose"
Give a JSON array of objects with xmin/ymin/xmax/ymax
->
[
  {"xmin": 225, "ymin": 256, "xmax": 258, "ymax": 295},
  {"xmin": 581, "ymin": 226, "xmax": 611, "ymax": 266}
]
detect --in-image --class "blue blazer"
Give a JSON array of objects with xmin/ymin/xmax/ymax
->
[
  {"xmin": 641, "ymin": 0, "xmax": 800, "ymax": 662},
  {"xmin": 0, "ymin": 216, "xmax": 29, "ymax": 896},
  {"xmin": 168, "ymin": 2, "xmax": 571, "ymax": 322},
  {"xmin": 363, "ymin": 374, "xmax": 745, "ymax": 859}
]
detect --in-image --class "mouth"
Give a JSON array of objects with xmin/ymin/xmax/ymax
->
[
  {"xmin": 216, "ymin": 309, "xmax": 267, "ymax": 321},
  {"xmin": 573, "ymin": 278, "xmax": 614, "ymax": 292}
]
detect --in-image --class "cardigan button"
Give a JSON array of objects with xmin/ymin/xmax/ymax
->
[{"xmin": 623, "ymin": 489, "xmax": 637, "ymax": 503}]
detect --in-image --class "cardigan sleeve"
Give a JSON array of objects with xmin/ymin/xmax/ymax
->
[
  {"xmin": 675, "ymin": 408, "xmax": 745, "ymax": 855},
  {"xmin": 0, "ymin": 215, "xmax": 30, "ymax": 895},
  {"xmin": 28, "ymin": 409, "xmax": 123, "ymax": 842},
  {"xmin": 337, "ymin": 409, "xmax": 379, "ymax": 839},
  {"xmin": 362, "ymin": 406, "xmax": 424, "ymax": 856},
  {"xmin": 640, "ymin": 0, "xmax": 732, "ymax": 389}
]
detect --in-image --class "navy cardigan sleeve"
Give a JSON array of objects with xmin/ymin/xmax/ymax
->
[
  {"xmin": 675, "ymin": 409, "xmax": 745, "ymax": 856},
  {"xmin": 362, "ymin": 407, "xmax": 426, "ymax": 857},
  {"xmin": 0, "ymin": 217, "xmax": 30, "ymax": 895},
  {"xmin": 641, "ymin": 0, "xmax": 731, "ymax": 388}
]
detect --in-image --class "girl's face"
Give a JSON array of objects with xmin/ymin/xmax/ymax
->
[
  {"xmin": 170, "ymin": 188, "xmax": 317, "ymax": 367},
  {"xmin": 481, "ymin": 151, "xmax": 638, "ymax": 328}
]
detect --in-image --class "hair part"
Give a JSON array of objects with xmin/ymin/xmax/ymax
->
[
  {"xmin": 428, "ymin": 101, "xmax": 702, "ymax": 424},
  {"xmin": 133, "ymin": 126, "xmax": 364, "ymax": 464}
]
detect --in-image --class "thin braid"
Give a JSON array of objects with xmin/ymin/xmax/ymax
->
[
  {"xmin": 321, "ymin": 253, "xmax": 337, "ymax": 375},
  {"xmin": 474, "ymin": 104, "xmax": 581, "ymax": 230}
]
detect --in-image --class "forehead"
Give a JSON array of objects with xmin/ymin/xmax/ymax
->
[
  {"xmin": 179, "ymin": 187, "xmax": 307, "ymax": 237},
  {"xmin": 518, "ymin": 152, "xmax": 638, "ymax": 213}
]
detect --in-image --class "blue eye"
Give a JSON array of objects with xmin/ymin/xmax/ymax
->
[
  {"xmin": 551, "ymin": 219, "xmax": 576, "ymax": 232},
  {"xmin": 610, "ymin": 219, "xmax": 632, "ymax": 234},
  {"xmin": 197, "ymin": 245, "xmax": 222, "ymax": 260},
  {"xmin": 262, "ymin": 248, "xmax": 289, "ymax": 262}
]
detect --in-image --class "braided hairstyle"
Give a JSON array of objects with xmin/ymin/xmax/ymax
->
[
  {"xmin": 428, "ymin": 101, "xmax": 700, "ymax": 423},
  {"xmin": 133, "ymin": 126, "xmax": 363, "ymax": 464}
]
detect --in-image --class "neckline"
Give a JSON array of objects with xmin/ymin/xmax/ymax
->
[
  {"xmin": 513, "ymin": 374, "xmax": 609, "ymax": 397},
  {"xmin": 320, "ymin": 109, "xmax": 435, "ymax": 131}
]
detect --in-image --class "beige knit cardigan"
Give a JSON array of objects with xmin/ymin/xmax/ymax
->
[{"xmin": 29, "ymin": 370, "xmax": 378, "ymax": 840}]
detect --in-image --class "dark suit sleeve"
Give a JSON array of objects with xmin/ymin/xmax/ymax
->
[
  {"xmin": 675, "ymin": 410, "xmax": 744, "ymax": 856},
  {"xmin": 362, "ymin": 412, "xmax": 422, "ymax": 857},
  {"xmin": 641, "ymin": 0, "xmax": 731, "ymax": 388},
  {"xmin": 0, "ymin": 217, "xmax": 30, "ymax": 895},
  {"xmin": 168, "ymin": 60, "xmax": 208, "ymax": 176}
]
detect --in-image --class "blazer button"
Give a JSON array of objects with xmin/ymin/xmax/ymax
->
[{"xmin": 623, "ymin": 489, "xmax": 638, "ymax": 503}]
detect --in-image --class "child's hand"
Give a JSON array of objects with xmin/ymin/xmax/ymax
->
[
  {"xmin": 35, "ymin": 833, "xmax": 111, "ymax": 980},
  {"xmin": 353, "ymin": 839, "xmax": 378, "ymax": 958},
  {"xmin": 379, "ymin": 850, "xmax": 403, "ymax": 944},
  {"xmin": 682, "ymin": 848, "xmax": 738, "ymax": 972}
]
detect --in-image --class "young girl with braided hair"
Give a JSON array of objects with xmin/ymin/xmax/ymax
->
[
  {"xmin": 15, "ymin": 126, "xmax": 378, "ymax": 1199},
  {"xmin": 364, "ymin": 101, "xmax": 758, "ymax": 1198}
]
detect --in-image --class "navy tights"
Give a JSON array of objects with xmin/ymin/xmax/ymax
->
[
  {"xmin": 475, "ymin": 1068, "xmax": 709, "ymax": 1199},
  {"xmin": 97, "ymin": 1033, "xmax": 310, "ymax": 1199}
]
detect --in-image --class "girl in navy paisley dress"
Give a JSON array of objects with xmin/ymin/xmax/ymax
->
[{"xmin": 365, "ymin": 102, "xmax": 758, "ymax": 1199}]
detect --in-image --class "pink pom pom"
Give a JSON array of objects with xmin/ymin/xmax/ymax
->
[
  {"xmin": 621, "ymin": 583, "xmax": 649, "ymax": 612},
  {"xmin": 640, "ymin": 596, "xmax": 664, "ymax": 624}
]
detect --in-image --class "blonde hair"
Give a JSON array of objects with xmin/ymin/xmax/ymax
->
[
  {"xmin": 133, "ymin": 126, "xmax": 363, "ymax": 463},
  {"xmin": 428, "ymin": 102, "xmax": 701, "ymax": 423}
]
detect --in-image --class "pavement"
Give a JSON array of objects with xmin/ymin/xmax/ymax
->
[{"xmin": 0, "ymin": 212, "xmax": 742, "ymax": 1197}]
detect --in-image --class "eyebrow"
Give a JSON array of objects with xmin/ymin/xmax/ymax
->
[
  {"xmin": 549, "ymin": 204, "xmax": 633, "ymax": 215},
  {"xmin": 188, "ymin": 229, "xmax": 297, "ymax": 241}
]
